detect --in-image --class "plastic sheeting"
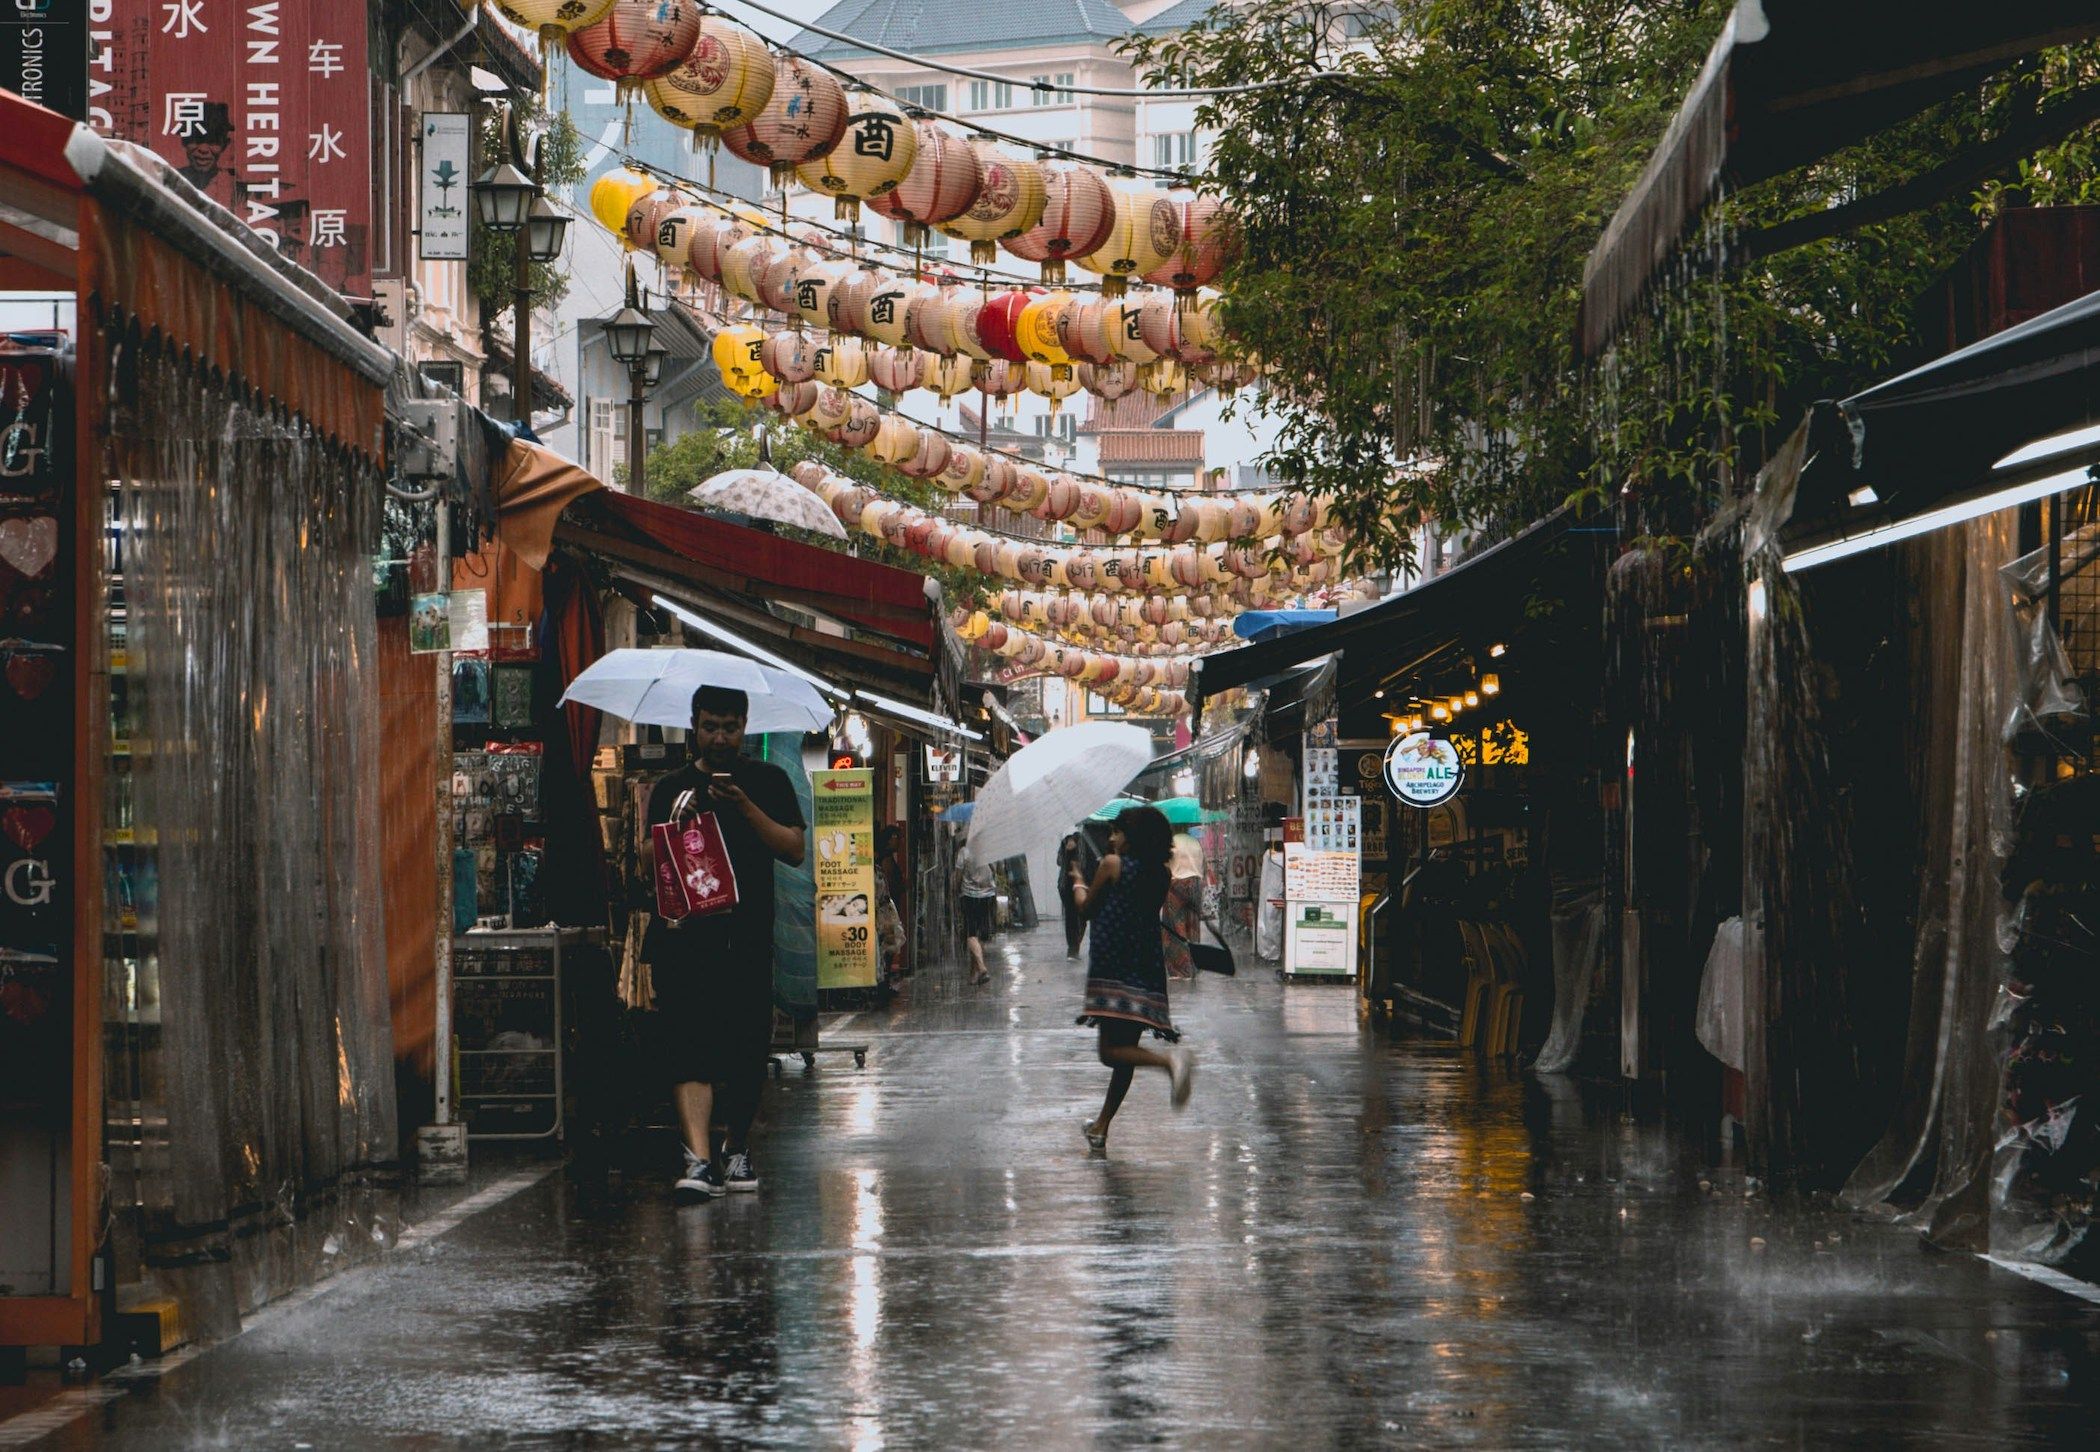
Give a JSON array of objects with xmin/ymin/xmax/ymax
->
[
  {"xmin": 1533, "ymin": 885, "xmax": 1606, "ymax": 1076},
  {"xmin": 100, "ymin": 320, "xmax": 397, "ymax": 1337}
]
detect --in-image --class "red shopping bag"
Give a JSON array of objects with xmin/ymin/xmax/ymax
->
[{"xmin": 652, "ymin": 791, "xmax": 740, "ymax": 921}]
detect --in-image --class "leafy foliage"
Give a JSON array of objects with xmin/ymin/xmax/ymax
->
[
  {"xmin": 469, "ymin": 100, "xmax": 588, "ymax": 312},
  {"xmin": 1123, "ymin": 2, "xmax": 2100, "ymax": 566}
]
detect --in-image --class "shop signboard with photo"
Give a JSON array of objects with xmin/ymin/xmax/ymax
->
[{"xmin": 812, "ymin": 768, "xmax": 878, "ymax": 989}]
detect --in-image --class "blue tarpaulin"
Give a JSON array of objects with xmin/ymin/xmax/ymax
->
[{"xmin": 1234, "ymin": 609, "xmax": 1337, "ymax": 642}]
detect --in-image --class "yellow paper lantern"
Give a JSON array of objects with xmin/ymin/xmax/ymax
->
[
  {"xmin": 492, "ymin": 0, "xmax": 618, "ymax": 50},
  {"xmin": 1015, "ymin": 292, "xmax": 1074, "ymax": 366},
  {"xmin": 589, "ymin": 166, "xmax": 656, "ymax": 239},
  {"xmin": 796, "ymin": 93, "xmax": 919, "ymax": 222},
  {"xmin": 1079, "ymin": 187, "xmax": 1177, "ymax": 297},
  {"xmin": 1025, "ymin": 361, "xmax": 1080, "ymax": 410},
  {"xmin": 643, "ymin": 14, "xmax": 775, "ymax": 136},
  {"xmin": 711, "ymin": 324, "xmax": 766, "ymax": 383},
  {"xmin": 812, "ymin": 335, "xmax": 868, "ymax": 389},
  {"xmin": 937, "ymin": 141, "xmax": 1046, "ymax": 264}
]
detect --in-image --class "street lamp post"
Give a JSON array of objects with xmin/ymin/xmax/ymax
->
[
  {"xmin": 472, "ymin": 105, "xmax": 568, "ymax": 429},
  {"xmin": 602, "ymin": 261, "xmax": 659, "ymax": 491}
]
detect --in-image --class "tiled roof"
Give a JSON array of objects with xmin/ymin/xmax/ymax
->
[
  {"xmin": 1097, "ymin": 429, "xmax": 1204, "ymax": 464},
  {"xmin": 1079, "ymin": 391, "xmax": 1174, "ymax": 433},
  {"xmin": 794, "ymin": 0, "xmax": 1216, "ymax": 60}
]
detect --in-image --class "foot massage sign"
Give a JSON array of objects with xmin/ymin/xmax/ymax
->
[{"xmin": 811, "ymin": 769, "xmax": 878, "ymax": 990}]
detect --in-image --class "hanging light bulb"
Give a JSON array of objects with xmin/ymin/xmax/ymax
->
[
  {"xmin": 1431, "ymin": 703, "xmax": 1450, "ymax": 723},
  {"xmin": 1489, "ymin": 642, "xmax": 1507, "ymax": 658},
  {"xmin": 1447, "ymin": 696, "xmax": 1465, "ymax": 716},
  {"xmin": 1465, "ymin": 689, "xmax": 1480, "ymax": 708},
  {"xmin": 1481, "ymin": 674, "xmax": 1500, "ymax": 696}
]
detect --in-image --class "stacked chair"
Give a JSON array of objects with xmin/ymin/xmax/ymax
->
[{"xmin": 1456, "ymin": 920, "xmax": 1527, "ymax": 1057}]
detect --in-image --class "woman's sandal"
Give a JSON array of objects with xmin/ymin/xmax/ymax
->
[{"xmin": 1082, "ymin": 1120, "xmax": 1107, "ymax": 1151}]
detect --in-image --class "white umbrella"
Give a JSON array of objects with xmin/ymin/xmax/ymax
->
[
  {"xmin": 688, "ymin": 465, "xmax": 849, "ymax": 539},
  {"xmin": 966, "ymin": 722, "xmax": 1155, "ymax": 864},
  {"xmin": 559, "ymin": 648, "xmax": 834, "ymax": 734}
]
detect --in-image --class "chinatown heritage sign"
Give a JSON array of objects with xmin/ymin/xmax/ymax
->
[
  {"xmin": 91, "ymin": 0, "xmax": 372, "ymax": 295},
  {"xmin": 1382, "ymin": 732, "xmax": 1464, "ymax": 809}
]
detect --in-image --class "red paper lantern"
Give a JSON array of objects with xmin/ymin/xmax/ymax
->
[
  {"xmin": 722, "ymin": 56, "xmax": 848, "ymax": 189},
  {"xmin": 975, "ymin": 288, "xmax": 1037, "ymax": 364},
  {"xmin": 568, "ymin": 1, "xmax": 703, "ymax": 104},
  {"xmin": 1003, "ymin": 163, "xmax": 1114, "ymax": 284},
  {"xmin": 868, "ymin": 126, "xmax": 983, "ymax": 247}
]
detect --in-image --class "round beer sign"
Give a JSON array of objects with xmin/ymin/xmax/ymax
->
[{"xmin": 1383, "ymin": 732, "xmax": 1464, "ymax": 808}]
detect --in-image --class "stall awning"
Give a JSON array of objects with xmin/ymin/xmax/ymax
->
[
  {"xmin": 1578, "ymin": 1, "xmax": 2100, "ymax": 357},
  {"xmin": 1233, "ymin": 609, "xmax": 1336, "ymax": 642},
  {"xmin": 557, "ymin": 487, "xmax": 939, "ymax": 700},
  {"xmin": 1192, "ymin": 506, "xmax": 1603, "ymax": 707},
  {"xmin": 1779, "ymin": 285, "xmax": 2100, "ymax": 568}
]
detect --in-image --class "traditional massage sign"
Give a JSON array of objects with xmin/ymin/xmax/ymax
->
[
  {"xmin": 91, "ymin": 1, "xmax": 372, "ymax": 295},
  {"xmin": 811, "ymin": 768, "xmax": 878, "ymax": 990}
]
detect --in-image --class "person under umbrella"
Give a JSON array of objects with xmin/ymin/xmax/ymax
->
[{"xmin": 1070, "ymin": 805, "xmax": 1194, "ymax": 1151}]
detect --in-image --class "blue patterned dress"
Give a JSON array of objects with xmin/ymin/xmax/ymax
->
[{"xmin": 1077, "ymin": 853, "xmax": 1177, "ymax": 1041}]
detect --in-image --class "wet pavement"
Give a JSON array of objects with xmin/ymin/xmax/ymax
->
[{"xmin": 16, "ymin": 921, "xmax": 2100, "ymax": 1448}]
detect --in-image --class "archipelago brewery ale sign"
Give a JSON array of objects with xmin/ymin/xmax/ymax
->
[{"xmin": 1383, "ymin": 732, "xmax": 1464, "ymax": 808}]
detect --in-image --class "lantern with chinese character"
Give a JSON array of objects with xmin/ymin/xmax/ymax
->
[
  {"xmin": 867, "ymin": 125, "xmax": 983, "ymax": 249},
  {"xmin": 568, "ymin": 1, "xmax": 703, "ymax": 108},
  {"xmin": 758, "ymin": 240, "xmax": 820, "ymax": 315},
  {"xmin": 937, "ymin": 444, "xmax": 986, "ymax": 493},
  {"xmin": 1003, "ymin": 163, "xmax": 1114, "ymax": 285},
  {"xmin": 643, "ymin": 12, "xmax": 775, "ymax": 141},
  {"xmin": 792, "ymin": 257, "xmax": 851, "ymax": 327},
  {"xmin": 652, "ymin": 204, "xmax": 708, "ymax": 275},
  {"xmin": 759, "ymin": 330, "xmax": 815, "ymax": 384},
  {"xmin": 622, "ymin": 189, "xmax": 679, "ymax": 252},
  {"xmin": 1058, "ymin": 298, "xmax": 1119, "ymax": 366},
  {"xmin": 812, "ymin": 335, "xmax": 868, "ymax": 389},
  {"xmin": 1015, "ymin": 292, "xmax": 1075, "ymax": 368},
  {"xmin": 796, "ymin": 91, "xmax": 918, "ymax": 221},
  {"xmin": 1142, "ymin": 193, "xmax": 1236, "ymax": 299},
  {"xmin": 834, "ymin": 396, "xmax": 881, "ymax": 449},
  {"xmin": 831, "ymin": 266, "xmax": 882, "ymax": 334},
  {"xmin": 710, "ymin": 323, "xmax": 765, "ymax": 385},
  {"xmin": 861, "ymin": 275, "xmax": 920, "ymax": 348},
  {"xmin": 722, "ymin": 55, "xmax": 849, "ymax": 189},
  {"xmin": 1105, "ymin": 293, "xmax": 1157, "ymax": 364},
  {"xmin": 937, "ymin": 142, "xmax": 1046, "ymax": 264},
  {"xmin": 973, "ymin": 358, "xmax": 1025, "ymax": 401},
  {"xmin": 922, "ymin": 352, "xmax": 976, "ymax": 400},
  {"xmin": 1079, "ymin": 186, "xmax": 1177, "ymax": 297},
  {"xmin": 493, "ymin": 0, "xmax": 619, "ymax": 64}
]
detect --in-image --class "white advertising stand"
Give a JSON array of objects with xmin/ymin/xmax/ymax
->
[{"xmin": 1285, "ymin": 719, "xmax": 1363, "ymax": 981}]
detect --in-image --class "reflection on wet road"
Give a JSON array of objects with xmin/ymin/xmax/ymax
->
[{"xmin": 39, "ymin": 923, "xmax": 2100, "ymax": 1448}]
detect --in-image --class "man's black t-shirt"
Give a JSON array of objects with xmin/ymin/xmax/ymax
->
[{"xmin": 644, "ymin": 756, "xmax": 805, "ymax": 980}]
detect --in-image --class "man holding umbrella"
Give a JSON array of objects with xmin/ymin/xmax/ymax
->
[{"xmin": 647, "ymin": 684, "xmax": 806, "ymax": 1200}]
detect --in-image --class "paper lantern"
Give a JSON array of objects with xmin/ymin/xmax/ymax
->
[
  {"xmin": 722, "ymin": 56, "xmax": 848, "ymax": 188},
  {"xmin": 1106, "ymin": 294, "xmax": 1158, "ymax": 364},
  {"xmin": 813, "ymin": 335, "xmax": 868, "ymax": 388},
  {"xmin": 1203, "ymin": 360, "xmax": 1259, "ymax": 393},
  {"xmin": 897, "ymin": 430, "xmax": 952, "ymax": 481},
  {"xmin": 835, "ymin": 396, "xmax": 881, "ymax": 449},
  {"xmin": 905, "ymin": 285, "xmax": 962, "ymax": 354},
  {"xmin": 923, "ymin": 353, "xmax": 976, "ymax": 400},
  {"xmin": 1138, "ymin": 359, "xmax": 1187, "ymax": 396},
  {"xmin": 1102, "ymin": 491, "xmax": 1144, "ymax": 535},
  {"xmin": 719, "ymin": 235, "xmax": 775, "ymax": 302},
  {"xmin": 1282, "ymin": 494, "xmax": 1317, "ymax": 534},
  {"xmin": 793, "ymin": 258, "xmax": 852, "ymax": 326},
  {"xmin": 976, "ymin": 289, "xmax": 1036, "ymax": 364},
  {"xmin": 868, "ymin": 125, "xmax": 983, "ymax": 246},
  {"xmin": 1005, "ymin": 468, "xmax": 1049, "ymax": 512},
  {"xmin": 1016, "ymin": 292, "xmax": 1075, "ymax": 366},
  {"xmin": 946, "ymin": 294, "xmax": 992, "ymax": 361},
  {"xmin": 1142, "ymin": 193, "xmax": 1236, "ymax": 297},
  {"xmin": 623, "ymin": 189, "xmax": 679, "ymax": 252},
  {"xmin": 937, "ymin": 142, "xmax": 1046, "ymax": 263},
  {"xmin": 644, "ymin": 13, "xmax": 774, "ymax": 136},
  {"xmin": 687, "ymin": 212, "xmax": 747, "ymax": 284},
  {"xmin": 866, "ymin": 414, "xmax": 920, "ymax": 466},
  {"xmin": 1160, "ymin": 500, "xmax": 1202, "ymax": 546},
  {"xmin": 973, "ymin": 358, "xmax": 1024, "ymax": 399},
  {"xmin": 937, "ymin": 445, "xmax": 985, "ymax": 493},
  {"xmin": 1079, "ymin": 186, "xmax": 1177, "ymax": 296},
  {"xmin": 1066, "ymin": 551, "xmax": 1101, "ymax": 590},
  {"xmin": 797, "ymin": 93, "xmax": 918, "ymax": 221},
  {"xmin": 568, "ymin": 1, "xmax": 702, "ymax": 105},
  {"xmin": 589, "ymin": 166, "xmax": 656, "ymax": 237},
  {"xmin": 1004, "ymin": 163, "xmax": 1114, "ymax": 284},
  {"xmin": 1078, "ymin": 360, "xmax": 1136, "ymax": 401},
  {"xmin": 1015, "ymin": 549, "xmax": 1048, "ymax": 587},
  {"xmin": 1059, "ymin": 299, "xmax": 1120, "ymax": 367},
  {"xmin": 1037, "ymin": 474, "xmax": 1080, "ymax": 522},
  {"xmin": 862, "ymin": 276, "xmax": 921, "ymax": 348},
  {"xmin": 868, "ymin": 344, "xmax": 921, "ymax": 395},
  {"xmin": 758, "ymin": 242, "xmax": 816, "ymax": 314},
  {"xmin": 831, "ymin": 267, "xmax": 882, "ymax": 335},
  {"xmin": 806, "ymin": 386, "xmax": 853, "ymax": 432},
  {"xmin": 711, "ymin": 323, "xmax": 765, "ymax": 382},
  {"xmin": 1025, "ymin": 361, "xmax": 1080, "ymax": 411},
  {"xmin": 967, "ymin": 456, "xmax": 1015, "ymax": 504},
  {"xmin": 769, "ymin": 379, "xmax": 819, "ymax": 418},
  {"xmin": 981, "ymin": 622, "xmax": 1010, "ymax": 651},
  {"xmin": 1070, "ymin": 484, "xmax": 1112, "ymax": 531},
  {"xmin": 1169, "ymin": 547, "xmax": 1206, "ymax": 589},
  {"xmin": 790, "ymin": 460, "xmax": 827, "ymax": 489}
]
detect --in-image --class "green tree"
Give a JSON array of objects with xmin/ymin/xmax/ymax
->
[
  {"xmin": 1123, "ymin": 2, "xmax": 2100, "ymax": 566},
  {"xmin": 469, "ymin": 99, "xmax": 588, "ymax": 312}
]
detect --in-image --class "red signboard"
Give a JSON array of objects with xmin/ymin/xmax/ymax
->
[{"xmin": 90, "ymin": 1, "xmax": 371, "ymax": 296}]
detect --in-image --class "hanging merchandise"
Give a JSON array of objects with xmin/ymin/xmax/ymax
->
[
  {"xmin": 796, "ymin": 91, "xmax": 919, "ymax": 222},
  {"xmin": 1080, "ymin": 186, "xmax": 1178, "ymax": 297},
  {"xmin": 567, "ymin": 0, "xmax": 705, "ymax": 109},
  {"xmin": 866, "ymin": 125, "xmax": 984, "ymax": 250},
  {"xmin": 642, "ymin": 12, "xmax": 775, "ymax": 140},
  {"xmin": 937, "ymin": 141, "xmax": 1047, "ymax": 264},
  {"xmin": 1002, "ymin": 161, "xmax": 1115, "ymax": 285},
  {"xmin": 722, "ymin": 54, "xmax": 849, "ymax": 189}
]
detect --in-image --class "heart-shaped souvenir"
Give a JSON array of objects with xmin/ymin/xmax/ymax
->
[
  {"xmin": 0, "ymin": 516, "xmax": 57, "ymax": 578},
  {"xmin": 5, "ymin": 651, "xmax": 56, "ymax": 699},
  {"xmin": 2, "ymin": 805, "xmax": 55, "ymax": 852}
]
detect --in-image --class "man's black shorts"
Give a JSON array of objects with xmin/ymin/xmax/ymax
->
[{"xmin": 651, "ymin": 955, "xmax": 774, "ymax": 1086}]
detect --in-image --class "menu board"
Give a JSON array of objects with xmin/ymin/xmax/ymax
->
[
  {"xmin": 811, "ymin": 769, "xmax": 877, "ymax": 989},
  {"xmin": 1282, "ymin": 840, "xmax": 1361, "ymax": 980}
]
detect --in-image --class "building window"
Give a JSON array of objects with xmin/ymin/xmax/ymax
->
[
  {"xmin": 418, "ymin": 360, "xmax": 464, "ymax": 396},
  {"xmin": 1030, "ymin": 73, "xmax": 1075, "ymax": 106},
  {"xmin": 897, "ymin": 220, "xmax": 953, "ymax": 259},
  {"xmin": 896, "ymin": 83, "xmax": 949, "ymax": 114},
  {"xmin": 968, "ymin": 79, "xmax": 1014, "ymax": 111},
  {"xmin": 1153, "ymin": 131, "xmax": 1197, "ymax": 183}
]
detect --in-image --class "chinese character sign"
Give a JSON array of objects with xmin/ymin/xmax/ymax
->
[
  {"xmin": 91, "ymin": 1, "xmax": 371, "ymax": 295},
  {"xmin": 811, "ymin": 769, "xmax": 878, "ymax": 990},
  {"xmin": 1449, "ymin": 719, "xmax": 1531, "ymax": 769}
]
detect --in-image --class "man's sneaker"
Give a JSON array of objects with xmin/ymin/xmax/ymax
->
[
  {"xmin": 723, "ymin": 1150, "xmax": 760, "ymax": 1193},
  {"xmin": 674, "ymin": 1149, "xmax": 726, "ymax": 1201}
]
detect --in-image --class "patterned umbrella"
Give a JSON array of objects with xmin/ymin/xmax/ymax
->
[
  {"xmin": 967, "ymin": 722, "xmax": 1154, "ymax": 864},
  {"xmin": 687, "ymin": 464, "xmax": 849, "ymax": 539}
]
